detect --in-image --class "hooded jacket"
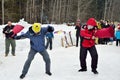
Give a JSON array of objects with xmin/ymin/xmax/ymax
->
[{"xmin": 80, "ymin": 18, "xmax": 96, "ymax": 48}]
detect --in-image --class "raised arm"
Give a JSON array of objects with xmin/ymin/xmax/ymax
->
[{"xmin": 13, "ymin": 31, "xmax": 30, "ymax": 40}]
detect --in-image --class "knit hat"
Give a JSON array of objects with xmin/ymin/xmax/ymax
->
[
  {"xmin": 87, "ymin": 18, "xmax": 97, "ymax": 26},
  {"xmin": 32, "ymin": 23, "xmax": 41, "ymax": 33}
]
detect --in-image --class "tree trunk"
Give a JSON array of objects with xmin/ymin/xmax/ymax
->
[
  {"xmin": 26, "ymin": 0, "xmax": 29, "ymax": 22},
  {"xmin": 104, "ymin": 0, "xmax": 108, "ymax": 20},
  {"xmin": 55, "ymin": 0, "xmax": 59, "ymax": 23},
  {"xmin": 52, "ymin": 0, "xmax": 57, "ymax": 23},
  {"xmin": 62, "ymin": 0, "xmax": 67, "ymax": 23},
  {"xmin": 66, "ymin": 0, "xmax": 70, "ymax": 22},
  {"xmin": 58, "ymin": 0, "xmax": 62, "ymax": 23},
  {"xmin": 32, "ymin": 0, "xmax": 34, "ymax": 23},
  {"xmin": 2, "ymin": 0, "xmax": 4, "ymax": 24},
  {"xmin": 77, "ymin": 0, "xmax": 81, "ymax": 19},
  {"xmin": 19, "ymin": 0, "xmax": 22, "ymax": 19},
  {"xmin": 29, "ymin": 0, "xmax": 32, "ymax": 23},
  {"xmin": 110, "ymin": 0, "xmax": 114, "ymax": 21},
  {"xmin": 41, "ymin": 0, "xmax": 44, "ymax": 24}
]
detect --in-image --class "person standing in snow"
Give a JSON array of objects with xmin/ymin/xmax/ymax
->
[
  {"xmin": 75, "ymin": 19, "xmax": 81, "ymax": 47},
  {"xmin": 14, "ymin": 23, "xmax": 54, "ymax": 79},
  {"xmin": 115, "ymin": 26, "xmax": 120, "ymax": 46},
  {"xmin": 2, "ymin": 21, "xmax": 16, "ymax": 57},
  {"xmin": 45, "ymin": 30, "xmax": 54, "ymax": 50},
  {"xmin": 78, "ymin": 18, "xmax": 99, "ymax": 74}
]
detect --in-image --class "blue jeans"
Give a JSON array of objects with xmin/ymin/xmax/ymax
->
[{"xmin": 22, "ymin": 48, "xmax": 51, "ymax": 75}]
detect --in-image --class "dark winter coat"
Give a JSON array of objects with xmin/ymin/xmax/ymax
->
[
  {"xmin": 15, "ymin": 26, "xmax": 54, "ymax": 52},
  {"xmin": 75, "ymin": 26, "xmax": 81, "ymax": 36},
  {"xmin": 80, "ymin": 28, "xmax": 95, "ymax": 48},
  {"xmin": 46, "ymin": 32, "xmax": 54, "ymax": 38},
  {"xmin": 3, "ymin": 25, "xmax": 15, "ymax": 38}
]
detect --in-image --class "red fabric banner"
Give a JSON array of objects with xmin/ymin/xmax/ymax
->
[
  {"xmin": 13, "ymin": 24, "xmax": 24, "ymax": 34},
  {"xmin": 11, "ymin": 24, "xmax": 24, "ymax": 37},
  {"xmin": 95, "ymin": 26, "xmax": 114, "ymax": 38}
]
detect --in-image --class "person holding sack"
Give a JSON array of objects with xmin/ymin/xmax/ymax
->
[{"xmin": 3, "ymin": 21, "xmax": 16, "ymax": 57}]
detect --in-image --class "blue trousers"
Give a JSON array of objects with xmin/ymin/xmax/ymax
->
[{"xmin": 22, "ymin": 48, "xmax": 51, "ymax": 75}]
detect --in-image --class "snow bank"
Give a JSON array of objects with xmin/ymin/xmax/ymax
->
[{"xmin": 0, "ymin": 20, "xmax": 120, "ymax": 80}]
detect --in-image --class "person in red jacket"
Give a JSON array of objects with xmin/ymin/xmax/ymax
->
[{"xmin": 78, "ymin": 18, "xmax": 98, "ymax": 74}]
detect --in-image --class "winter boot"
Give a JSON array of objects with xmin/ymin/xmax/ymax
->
[
  {"xmin": 92, "ymin": 70, "xmax": 98, "ymax": 74},
  {"xmin": 5, "ymin": 54, "xmax": 8, "ymax": 57},
  {"xmin": 46, "ymin": 72, "xmax": 52, "ymax": 76},
  {"xmin": 78, "ymin": 68, "xmax": 87, "ymax": 72},
  {"xmin": 20, "ymin": 74, "xmax": 25, "ymax": 79},
  {"xmin": 12, "ymin": 54, "xmax": 16, "ymax": 56}
]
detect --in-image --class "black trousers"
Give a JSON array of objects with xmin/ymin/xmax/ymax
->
[
  {"xmin": 116, "ymin": 39, "xmax": 120, "ymax": 46},
  {"xmin": 79, "ymin": 45, "xmax": 98, "ymax": 70},
  {"xmin": 104, "ymin": 38, "xmax": 110, "ymax": 44},
  {"xmin": 76, "ymin": 35, "xmax": 80, "ymax": 47},
  {"xmin": 46, "ymin": 38, "xmax": 52, "ymax": 50}
]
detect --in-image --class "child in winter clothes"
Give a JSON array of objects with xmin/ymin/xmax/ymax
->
[
  {"xmin": 14, "ymin": 23, "xmax": 54, "ymax": 79},
  {"xmin": 45, "ymin": 30, "xmax": 54, "ymax": 50},
  {"xmin": 115, "ymin": 26, "xmax": 120, "ymax": 46},
  {"xmin": 78, "ymin": 18, "xmax": 98, "ymax": 74}
]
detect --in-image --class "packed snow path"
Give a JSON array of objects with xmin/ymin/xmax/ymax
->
[
  {"xmin": 0, "ymin": 22, "xmax": 120, "ymax": 80},
  {"xmin": 0, "ymin": 40, "xmax": 120, "ymax": 80}
]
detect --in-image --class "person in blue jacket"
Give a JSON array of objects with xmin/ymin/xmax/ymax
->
[
  {"xmin": 115, "ymin": 27, "xmax": 120, "ymax": 46},
  {"xmin": 14, "ymin": 23, "xmax": 54, "ymax": 79},
  {"xmin": 45, "ymin": 30, "xmax": 54, "ymax": 50}
]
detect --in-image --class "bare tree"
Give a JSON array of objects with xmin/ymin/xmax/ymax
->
[
  {"xmin": 66, "ymin": 0, "xmax": 71, "ymax": 22},
  {"xmin": 41, "ymin": 0, "xmax": 44, "ymax": 24},
  {"xmin": 2, "ymin": 0, "xmax": 4, "ymax": 24},
  {"xmin": 104, "ymin": 0, "xmax": 108, "ymax": 20},
  {"xmin": 110, "ymin": 0, "xmax": 114, "ymax": 21},
  {"xmin": 52, "ymin": 0, "xmax": 57, "ymax": 23},
  {"xmin": 77, "ymin": 0, "xmax": 81, "ymax": 19},
  {"xmin": 58, "ymin": 0, "xmax": 62, "ymax": 23},
  {"xmin": 2, "ymin": 0, "xmax": 120, "ymax": 23},
  {"xmin": 61, "ymin": 0, "xmax": 67, "ymax": 23},
  {"xmin": 26, "ymin": 0, "xmax": 29, "ymax": 22},
  {"xmin": 33, "ymin": 0, "xmax": 35, "ymax": 22}
]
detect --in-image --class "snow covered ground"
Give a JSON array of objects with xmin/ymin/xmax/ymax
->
[{"xmin": 0, "ymin": 21, "xmax": 120, "ymax": 80}]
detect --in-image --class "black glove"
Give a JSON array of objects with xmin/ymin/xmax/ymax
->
[
  {"xmin": 12, "ymin": 36, "xmax": 21, "ymax": 40},
  {"xmin": 48, "ymin": 26, "xmax": 54, "ymax": 32}
]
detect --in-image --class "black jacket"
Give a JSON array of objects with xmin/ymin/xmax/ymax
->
[
  {"xmin": 3, "ymin": 25, "xmax": 14, "ymax": 38},
  {"xmin": 75, "ymin": 26, "xmax": 81, "ymax": 36}
]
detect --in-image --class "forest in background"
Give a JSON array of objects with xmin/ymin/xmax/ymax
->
[{"xmin": 0, "ymin": 0, "xmax": 120, "ymax": 24}]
